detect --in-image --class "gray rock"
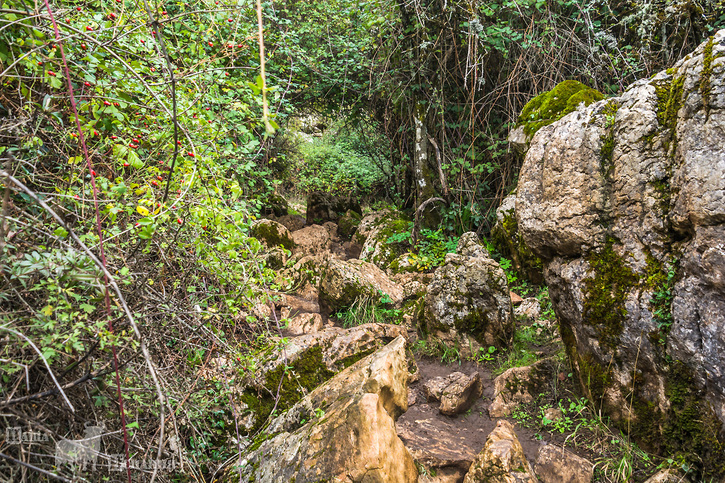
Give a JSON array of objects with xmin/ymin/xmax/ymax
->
[
  {"xmin": 515, "ymin": 30, "xmax": 725, "ymax": 458},
  {"xmin": 422, "ymin": 250, "xmax": 514, "ymax": 357}
]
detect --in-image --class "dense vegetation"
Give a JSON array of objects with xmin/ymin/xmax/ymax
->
[{"xmin": 1, "ymin": 0, "xmax": 723, "ymax": 480}]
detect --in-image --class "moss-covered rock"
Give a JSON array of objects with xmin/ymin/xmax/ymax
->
[
  {"xmin": 250, "ymin": 219, "xmax": 296, "ymax": 250},
  {"xmin": 261, "ymin": 193, "xmax": 289, "ymax": 218},
  {"xmin": 305, "ymin": 191, "xmax": 362, "ymax": 225}
]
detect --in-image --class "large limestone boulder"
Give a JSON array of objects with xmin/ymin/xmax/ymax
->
[
  {"xmin": 515, "ymin": 31, "xmax": 725, "ymax": 476},
  {"xmin": 233, "ymin": 336, "xmax": 418, "ymax": 482},
  {"xmin": 508, "ymin": 80, "xmax": 603, "ymax": 155},
  {"xmin": 463, "ymin": 420, "xmax": 537, "ymax": 483},
  {"xmin": 319, "ymin": 257, "xmax": 404, "ymax": 313},
  {"xmin": 236, "ymin": 323, "xmax": 407, "ymax": 433},
  {"xmin": 421, "ymin": 234, "xmax": 514, "ymax": 356}
]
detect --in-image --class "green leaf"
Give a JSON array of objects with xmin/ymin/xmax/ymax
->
[
  {"xmin": 53, "ymin": 227, "xmax": 69, "ymax": 238},
  {"xmin": 80, "ymin": 303, "xmax": 96, "ymax": 314}
]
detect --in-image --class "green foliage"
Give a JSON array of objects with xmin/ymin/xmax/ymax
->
[
  {"xmin": 289, "ymin": 120, "xmax": 392, "ymax": 198},
  {"xmin": 335, "ymin": 292, "xmax": 402, "ymax": 328}
]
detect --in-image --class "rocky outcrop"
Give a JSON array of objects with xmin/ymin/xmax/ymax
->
[
  {"xmin": 463, "ymin": 420, "xmax": 537, "ymax": 483},
  {"xmin": 534, "ymin": 444, "xmax": 593, "ymax": 483},
  {"xmin": 233, "ymin": 336, "xmax": 418, "ymax": 482},
  {"xmin": 421, "ymin": 234, "xmax": 514, "ymax": 356},
  {"xmin": 515, "ymin": 30, "xmax": 725, "ymax": 476},
  {"xmin": 306, "ymin": 191, "xmax": 362, "ymax": 225},
  {"xmin": 237, "ymin": 323, "xmax": 407, "ymax": 433}
]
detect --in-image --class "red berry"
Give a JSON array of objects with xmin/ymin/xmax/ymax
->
[
  {"xmin": 237, "ymin": 44, "xmax": 243, "ymax": 48},
  {"xmin": 208, "ymin": 41, "xmax": 213, "ymax": 47},
  {"xmin": 91, "ymin": 170, "xmax": 97, "ymax": 176},
  {"xmin": 113, "ymin": 102, "xmax": 120, "ymax": 107},
  {"xmin": 48, "ymin": 70, "xmax": 56, "ymax": 76},
  {"xmin": 84, "ymin": 81, "xmax": 91, "ymax": 86},
  {"xmin": 103, "ymin": 101, "xmax": 111, "ymax": 106},
  {"xmin": 111, "ymin": 135, "xmax": 118, "ymax": 139},
  {"xmin": 193, "ymin": 114, "xmax": 197, "ymax": 118},
  {"xmin": 157, "ymin": 175, "xmax": 163, "ymax": 180},
  {"xmin": 162, "ymin": 10, "xmax": 167, "ymax": 15},
  {"xmin": 132, "ymin": 138, "xmax": 139, "ymax": 143},
  {"xmin": 75, "ymin": 195, "xmax": 80, "ymax": 199},
  {"xmin": 208, "ymin": 120, "xmax": 212, "ymax": 123},
  {"xmin": 82, "ymin": 43, "xmax": 87, "ymax": 50},
  {"xmin": 176, "ymin": 140, "xmax": 182, "ymax": 145},
  {"xmin": 150, "ymin": 67, "xmax": 155, "ymax": 72},
  {"xmin": 123, "ymin": 162, "xmax": 130, "ymax": 167},
  {"xmin": 205, "ymin": 107, "xmax": 210, "ymax": 110},
  {"xmin": 177, "ymin": 218, "xmax": 183, "ymax": 224},
  {"xmin": 109, "ymin": 13, "xmax": 116, "ymax": 19},
  {"xmin": 225, "ymin": 72, "xmax": 229, "ymax": 76},
  {"xmin": 38, "ymin": 61, "xmax": 43, "ymax": 65},
  {"xmin": 140, "ymin": 39, "xmax": 145, "ymax": 44},
  {"xmin": 152, "ymin": 180, "xmax": 159, "ymax": 187},
  {"xmin": 187, "ymin": 152, "xmax": 194, "ymax": 157},
  {"xmin": 93, "ymin": 130, "xmax": 99, "ymax": 136},
  {"xmin": 76, "ymin": 6, "xmax": 82, "ymax": 11},
  {"xmin": 228, "ymin": 18, "xmax": 232, "ymax": 22},
  {"xmin": 86, "ymin": 26, "xmax": 93, "ymax": 31}
]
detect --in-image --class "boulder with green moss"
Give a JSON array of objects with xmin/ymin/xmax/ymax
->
[
  {"xmin": 516, "ymin": 31, "xmax": 725, "ymax": 479},
  {"xmin": 234, "ymin": 323, "xmax": 407, "ymax": 434},
  {"xmin": 359, "ymin": 212, "xmax": 412, "ymax": 270},
  {"xmin": 250, "ymin": 219, "xmax": 296, "ymax": 250},
  {"xmin": 509, "ymin": 80, "xmax": 603, "ymax": 155},
  {"xmin": 230, "ymin": 336, "xmax": 418, "ymax": 482},
  {"xmin": 421, "ymin": 235, "xmax": 514, "ymax": 357}
]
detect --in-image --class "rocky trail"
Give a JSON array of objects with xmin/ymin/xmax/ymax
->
[{"xmin": 234, "ymin": 195, "xmax": 609, "ymax": 483}]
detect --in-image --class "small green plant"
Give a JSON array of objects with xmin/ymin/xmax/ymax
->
[
  {"xmin": 335, "ymin": 293, "xmax": 402, "ymax": 327},
  {"xmin": 472, "ymin": 345, "xmax": 497, "ymax": 363}
]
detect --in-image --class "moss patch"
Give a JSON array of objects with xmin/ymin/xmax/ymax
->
[
  {"xmin": 653, "ymin": 73, "xmax": 685, "ymax": 155},
  {"xmin": 239, "ymin": 346, "xmax": 335, "ymax": 434},
  {"xmin": 700, "ymin": 36, "xmax": 715, "ymax": 117},
  {"xmin": 518, "ymin": 80, "xmax": 604, "ymax": 138},
  {"xmin": 582, "ymin": 238, "xmax": 639, "ymax": 350}
]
